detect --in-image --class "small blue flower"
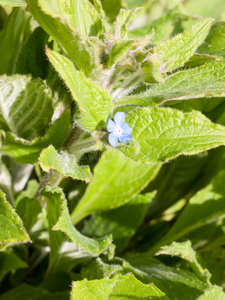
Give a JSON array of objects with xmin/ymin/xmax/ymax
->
[{"xmin": 107, "ymin": 112, "xmax": 133, "ymax": 146}]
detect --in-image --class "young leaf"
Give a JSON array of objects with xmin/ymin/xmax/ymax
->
[
  {"xmin": 83, "ymin": 192, "xmax": 155, "ymax": 254},
  {"xmin": 46, "ymin": 49, "xmax": 112, "ymax": 132},
  {"xmin": 0, "ymin": 252, "xmax": 27, "ymax": 281},
  {"xmin": 38, "ymin": 0, "xmax": 102, "ymax": 37},
  {"xmin": 0, "ymin": 109, "xmax": 71, "ymax": 164},
  {"xmin": 151, "ymin": 18, "xmax": 214, "ymax": 82},
  {"xmin": 51, "ymin": 189, "xmax": 114, "ymax": 259},
  {"xmin": 27, "ymin": 0, "xmax": 102, "ymax": 79},
  {"xmin": 118, "ymin": 61, "xmax": 225, "ymax": 106},
  {"xmin": 120, "ymin": 107, "xmax": 225, "ymax": 164},
  {"xmin": 112, "ymin": 8, "xmax": 138, "ymax": 39},
  {"xmin": 0, "ymin": 190, "xmax": 30, "ymax": 247},
  {"xmin": 0, "ymin": 8, "xmax": 31, "ymax": 75},
  {"xmin": 71, "ymin": 273, "xmax": 168, "ymax": 300},
  {"xmin": 39, "ymin": 145, "xmax": 92, "ymax": 182},
  {"xmin": 148, "ymin": 169, "xmax": 225, "ymax": 253},
  {"xmin": 0, "ymin": 75, "xmax": 53, "ymax": 140},
  {"xmin": 107, "ymin": 40, "xmax": 134, "ymax": 67},
  {"xmin": 71, "ymin": 149, "xmax": 159, "ymax": 224},
  {"xmin": 156, "ymin": 241, "xmax": 211, "ymax": 284}
]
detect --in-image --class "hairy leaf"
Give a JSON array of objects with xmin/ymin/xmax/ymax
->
[
  {"xmin": 120, "ymin": 107, "xmax": 225, "ymax": 164},
  {"xmin": 39, "ymin": 146, "xmax": 92, "ymax": 182},
  {"xmin": 47, "ymin": 49, "xmax": 112, "ymax": 131},
  {"xmin": 198, "ymin": 286, "xmax": 225, "ymax": 299},
  {"xmin": 0, "ymin": 109, "xmax": 71, "ymax": 164},
  {"xmin": 71, "ymin": 149, "xmax": 159, "ymax": 224},
  {"xmin": 27, "ymin": 0, "xmax": 102, "ymax": 78},
  {"xmin": 0, "ymin": 75, "xmax": 53, "ymax": 140},
  {"xmin": 71, "ymin": 273, "xmax": 168, "ymax": 300},
  {"xmin": 47, "ymin": 188, "xmax": 114, "ymax": 258},
  {"xmin": 151, "ymin": 18, "xmax": 214, "ymax": 82},
  {"xmin": 107, "ymin": 40, "xmax": 134, "ymax": 67},
  {"xmin": 157, "ymin": 241, "xmax": 211, "ymax": 284},
  {"xmin": 0, "ymin": 190, "xmax": 30, "ymax": 247},
  {"xmin": 118, "ymin": 62, "xmax": 225, "ymax": 106},
  {"xmin": 112, "ymin": 8, "xmax": 138, "ymax": 39},
  {"xmin": 38, "ymin": 0, "xmax": 102, "ymax": 37}
]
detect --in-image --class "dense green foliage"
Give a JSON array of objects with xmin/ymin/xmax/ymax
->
[{"xmin": 1, "ymin": 0, "xmax": 225, "ymax": 299}]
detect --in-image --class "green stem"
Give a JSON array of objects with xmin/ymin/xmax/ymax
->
[{"xmin": 35, "ymin": 169, "xmax": 62, "ymax": 201}]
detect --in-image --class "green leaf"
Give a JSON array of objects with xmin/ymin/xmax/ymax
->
[
  {"xmin": 46, "ymin": 49, "xmax": 112, "ymax": 132},
  {"xmin": 123, "ymin": 253, "xmax": 208, "ymax": 300},
  {"xmin": 16, "ymin": 27, "xmax": 49, "ymax": 79},
  {"xmin": 16, "ymin": 197, "xmax": 42, "ymax": 232},
  {"xmin": 83, "ymin": 192, "xmax": 155, "ymax": 254},
  {"xmin": 149, "ymin": 169, "xmax": 225, "ymax": 253},
  {"xmin": 39, "ymin": 145, "xmax": 92, "ymax": 182},
  {"xmin": 27, "ymin": 0, "xmax": 102, "ymax": 79},
  {"xmin": 0, "ymin": 109, "xmax": 71, "ymax": 164},
  {"xmin": 0, "ymin": 0, "xmax": 26, "ymax": 6},
  {"xmin": 38, "ymin": 0, "xmax": 102, "ymax": 37},
  {"xmin": 107, "ymin": 40, "xmax": 134, "ymax": 67},
  {"xmin": 0, "ymin": 75, "xmax": 53, "ymax": 140},
  {"xmin": 0, "ymin": 189, "xmax": 30, "ymax": 247},
  {"xmin": 120, "ymin": 107, "xmax": 225, "ymax": 164},
  {"xmin": 71, "ymin": 149, "xmax": 159, "ymax": 224},
  {"xmin": 198, "ymin": 22, "xmax": 225, "ymax": 58},
  {"xmin": 81, "ymin": 257, "xmax": 123, "ymax": 280},
  {"xmin": 198, "ymin": 286, "xmax": 225, "ymax": 300},
  {"xmin": 0, "ymin": 252, "xmax": 27, "ymax": 281},
  {"xmin": 0, "ymin": 284, "xmax": 69, "ymax": 300},
  {"xmin": 41, "ymin": 187, "xmax": 67, "ymax": 273},
  {"xmin": 151, "ymin": 18, "xmax": 214, "ymax": 82},
  {"xmin": 118, "ymin": 61, "xmax": 225, "ymax": 106},
  {"xmin": 156, "ymin": 241, "xmax": 211, "ymax": 284},
  {"xmin": 71, "ymin": 273, "xmax": 168, "ymax": 300},
  {"xmin": 112, "ymin": 8, "xmax": 138, "ymax": 39},
  {"xmin": 44, "ymin": 188, "xmax": 114, "ymax": 259},
  {"xmin": 0, "ymin": 8, "xmax": 31, "ymax": 75}
]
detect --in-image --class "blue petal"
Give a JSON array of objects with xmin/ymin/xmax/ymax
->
[
  {"xmin": 107, "ymin": 119, "xmax": 116, "ymax": 132},
  {"xmin": 121, "ymin": 123, "xmax": 133, "ymax": 135},
  {"xmin": 119, "ymin": 134, "xmax": 132, "ymax": 143},
  {"xmin": 114, "ymin": 112, "xmax": 126, "ymax": 125},
  {"xmin": 108, "ymin": 133, "xmax": 119, "ymax": 146}
]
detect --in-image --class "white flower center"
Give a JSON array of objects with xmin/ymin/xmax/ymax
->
[{"xmin": 114, "ymin": 125, "xmax": 123, "ymax": 137}]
